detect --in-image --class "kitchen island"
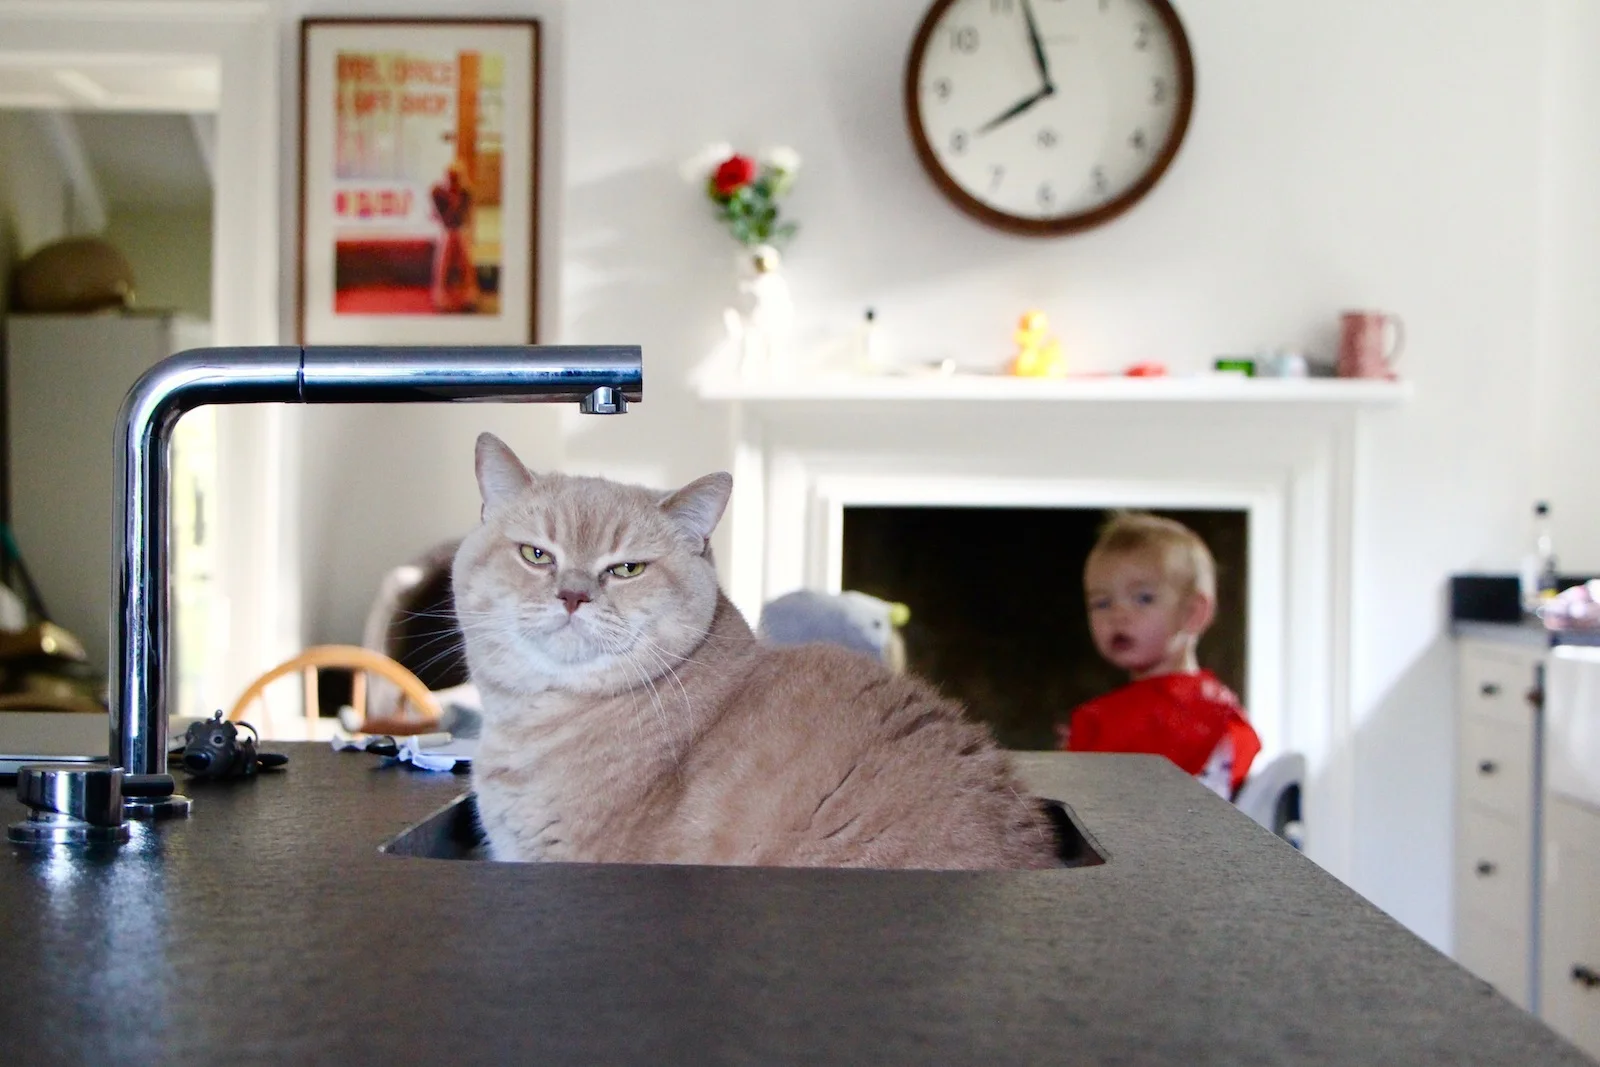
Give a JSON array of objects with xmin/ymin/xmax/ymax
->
[{"xmin": 0, "ymin": 744, "xmax": 1588, "ymax": 1065}]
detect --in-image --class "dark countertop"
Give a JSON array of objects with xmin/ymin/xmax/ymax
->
[{"xmin": 0, "ymin": 744, "xmax": 1589, "ymax": 1066}]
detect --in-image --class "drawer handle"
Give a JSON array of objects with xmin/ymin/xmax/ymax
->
[
  {"xmin": 1475, "ymin": 860, "xmax": 1497, "ymax": 876},
  {"xmin": 1573, "ymin": 964, "xmax": 1600, "ymax": 989},
  {"xmin": 1480, "ymin": 682, "xmax": 1501, "ymax": 697},
  {"xmin": 1477, "ymin": 760, "xmax": 1499, "ymax": 775}
]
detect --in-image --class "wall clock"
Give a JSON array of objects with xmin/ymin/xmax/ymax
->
[{"xmin": 904, "ymin": 0, "xmax": 1194, "ymax": 236}]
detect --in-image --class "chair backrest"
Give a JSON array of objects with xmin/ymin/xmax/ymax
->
[{"xmin": 227, "ymin": 644, "xmax": 443, "ymax": 736}]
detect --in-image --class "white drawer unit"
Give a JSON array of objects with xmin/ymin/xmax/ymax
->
[
  {"xmin": 1541, "ymin": 795, "xmax": 1600, "ymax": 1060},
  {"xmin": 1454, "ymin": 637, "xmax": 1543, "ymax": 1012},
  {"xmin": 1457, "ymin": 908, "xmax": 1534, "ymax": 1011},
  {"xmin": 1460, "ymin": 714, "xmax": 1536, "ymax": 820},
  {"xmin": 1464, "ymin": 643, "xmax": 1544, "ymax": 729},
  {"xmin": 1459, "ymin": 806, "xmax": 1532, "ymax": 922}
]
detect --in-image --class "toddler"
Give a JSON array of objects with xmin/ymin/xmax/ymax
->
[{"xmin": 1055, "ymin": 512, "xmax": 1261, "ymax": 798}]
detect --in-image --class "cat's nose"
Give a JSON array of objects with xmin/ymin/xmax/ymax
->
[{"xmin": 558, "ymin": 590, "xmax": 591, "ymax": 615}]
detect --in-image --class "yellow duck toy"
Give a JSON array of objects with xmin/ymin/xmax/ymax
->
[{"xmin": 1010, "ymin": 310, "xmax": 1067, "ymax": 377}]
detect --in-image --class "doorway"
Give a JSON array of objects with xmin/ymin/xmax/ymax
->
[
  {"xmin": 0, "ymin": 3, "xmax": 289, "ymax": 726},
  {"xmin": 0, "ymin": 88, "xmax": 220, "ymax": 721}
]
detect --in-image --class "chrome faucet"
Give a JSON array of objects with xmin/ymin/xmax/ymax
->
[{"xmin": 104, "ymin": 345, "xmax": 643, "ymax": 819}]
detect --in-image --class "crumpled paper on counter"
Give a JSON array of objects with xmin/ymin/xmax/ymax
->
[{"xmin": 329, "ymin": 731, "xmax": 477, "ymax": 771}]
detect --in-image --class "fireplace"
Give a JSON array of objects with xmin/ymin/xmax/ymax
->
[
  {"xmin": 698, "ymin": 370, "xmax": 1412, "ymax": 882},
  {"xmin": 841, "ymin": 505, "xmax": 1248, "ymax": 750}
]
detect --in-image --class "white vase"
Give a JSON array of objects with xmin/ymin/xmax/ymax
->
[{"xmin": 729, "ymin": 244, "xmax": 795, "ymax": 380}]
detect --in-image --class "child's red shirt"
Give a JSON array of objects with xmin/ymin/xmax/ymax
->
[{"xmin": 1056, "ymin": 670, "xmax": 1262, "ymax": 792}]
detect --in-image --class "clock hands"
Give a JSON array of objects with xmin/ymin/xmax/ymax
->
[
  {"xmin": 976, "ymin": 85, "xmax": 1054, "ymax": 135},
  {"xmin": 977, "ymin": 0, "xmax": 1056, "ymax": 136},
  {"xmin": 1021, "ymin": 0, "xmax": 1053, "ymax": 91}
]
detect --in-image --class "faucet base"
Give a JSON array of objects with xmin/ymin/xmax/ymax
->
[
  {"xmin": 9, "ymin": 810, "xmax": 131, "ymax": 846},
  {"xmin": 125, "ymin": 794, "xmax": 192, "ymax": 820}
]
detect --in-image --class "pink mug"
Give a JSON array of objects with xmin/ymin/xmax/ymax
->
[{"xmin": 1337, "ymin": 310, "xmax": 1404, "ymax": 379}]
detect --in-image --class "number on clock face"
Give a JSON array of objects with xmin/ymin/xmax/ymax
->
[{"xmin": 906, "ymin": 0, "xmax": 1193, "ymax": 234}]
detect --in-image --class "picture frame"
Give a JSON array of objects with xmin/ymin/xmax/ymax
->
[{"xmin": 297, "ymin": 18, "xmax": 540, "ymax": 344}]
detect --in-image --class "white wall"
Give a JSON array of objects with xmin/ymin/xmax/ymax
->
[
  {"xmin": 1532, "ymin": 0, "xmax": 1600, "ymax": 571},
  {"xmin": 284, "ymin": 0, "xmax": 570, "ymax": 644},
  {"xmin": 0, "ymin": 111, "xmax": 72, "ymax": 262},
  {"xmin": 104, "ymin": 205, "xmax": 213, "ymax": 320},
  {"xmin": 281, "ymin": 0, "xmax": 1585, "ymax": 949}
]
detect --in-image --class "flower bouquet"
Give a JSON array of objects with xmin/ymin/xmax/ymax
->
[{"xmin": 685, "ymin": 144, "xmax": 801, "ymax": 253}]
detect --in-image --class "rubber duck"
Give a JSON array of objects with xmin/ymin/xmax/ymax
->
[{"xmin": 1010, "ymin": 310, "xmax": 1067, "ymax": 377}]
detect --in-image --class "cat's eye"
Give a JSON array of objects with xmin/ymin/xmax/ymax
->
[
  {"xmin": 519, "ymin": 544, "xmax": 554, "ymax": 566},
  {"xmin": 607, "ymin": 561, "xmax": 647, "ymax": 579}
]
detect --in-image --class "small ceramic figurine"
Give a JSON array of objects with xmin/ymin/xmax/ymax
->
[{"xmin": 1010, "ymin": 310, "xmax": 1067, "ymax": 377}]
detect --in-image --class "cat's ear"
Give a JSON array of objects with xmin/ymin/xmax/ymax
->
[
  {"xmin": 474, "ymin": 432, "xmax": 534, "ymax": 510},
  {"xmin": 660, "ymin": 472, "xmax": 732, "ymax": 548}
]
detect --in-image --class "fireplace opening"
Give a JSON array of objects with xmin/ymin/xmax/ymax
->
[{"xmin": 840, "ymin": 506, "xmax": 1248, "ymax": 750}]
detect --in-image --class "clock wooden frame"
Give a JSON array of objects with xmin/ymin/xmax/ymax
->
[{"xmin": 903, "ymin": 0, "xmax": 1195, "ymax": 237}]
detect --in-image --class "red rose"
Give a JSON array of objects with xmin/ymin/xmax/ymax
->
[{"xmin": 713, "ymin": 154, "xmax": 757, "ymax": 196}]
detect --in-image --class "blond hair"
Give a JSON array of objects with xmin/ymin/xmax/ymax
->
[{"xmin": 1085, "ymin": 511, "xmax": 1217, "ymax": 602}]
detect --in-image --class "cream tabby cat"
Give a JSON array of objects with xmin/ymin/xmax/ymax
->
[{"xmin": 453, "ymin": 433, "xmax": 1060, "ymax": 869}]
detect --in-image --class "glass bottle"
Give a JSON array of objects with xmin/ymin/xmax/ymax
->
[{"xmin": 1520, "ymin": 501, "xmax": 1559, "ymax": 614}]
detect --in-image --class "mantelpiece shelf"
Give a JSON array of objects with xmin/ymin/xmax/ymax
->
[{"xmin": 694, "ymin": 373, "xmax": 1413, "ymax": 405}]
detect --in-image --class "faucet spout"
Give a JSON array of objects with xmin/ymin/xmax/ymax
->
[{"xmin": 109, "ymin": 345, "xmax": 642, "ymax": 812}]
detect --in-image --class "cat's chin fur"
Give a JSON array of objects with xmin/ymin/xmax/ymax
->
[
  {"xmin": 480, "ymin": 610, "xmax": 697, "ymax": 697},
  {"xmin": 453, "ymin": 432, "xmax": 1060, "ymax": 870}
]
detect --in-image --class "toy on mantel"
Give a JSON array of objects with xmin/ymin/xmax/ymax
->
[
  {"xmin": 757, "ymin": 589, "xmax": 911, "ymax": 673},
  {"xmin": 1010, "ymin": 310, "xmax": 1068, "ymax": 377}
]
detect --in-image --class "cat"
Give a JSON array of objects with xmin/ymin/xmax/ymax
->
[{"xmin": 452, "ymin": 432, "xmax": 1061, "ymax": 870}]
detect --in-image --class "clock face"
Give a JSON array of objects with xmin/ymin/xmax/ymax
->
[{"xmin": 905, "ymin": 0, "xmax": 1194, "ymax": 235}]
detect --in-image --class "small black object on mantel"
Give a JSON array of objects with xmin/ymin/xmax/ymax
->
[{"xmin": 180, "ymin": 712, "xmax": 289, "ymax": 781}]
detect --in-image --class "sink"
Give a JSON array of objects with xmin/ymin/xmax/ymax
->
[{"xmin": 380, "ymin": 792, "xmax": 1108, "ymax": 867}]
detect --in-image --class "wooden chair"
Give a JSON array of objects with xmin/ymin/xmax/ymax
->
[{"xmin": 227, "ymin": 644, "xmax": 443, "ymax": 736}]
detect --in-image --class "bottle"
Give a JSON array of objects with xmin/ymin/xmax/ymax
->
[
  {"xmin": 858, "ymin": 307, "xmax": 884, "ymax": 372},
  {"xmin": 1520, "ymin": 501, "xmax": 1559, "ymax": 614}
]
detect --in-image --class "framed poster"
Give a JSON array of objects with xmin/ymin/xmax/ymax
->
[{"xmin": 297, "ymin": 18, "xmax": 540, "ymax": 344}]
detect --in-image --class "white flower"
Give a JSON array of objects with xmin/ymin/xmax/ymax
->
[
  {"xmin": 762, "ymin": 145, "xmax": 802, "ymax": 175},
  {"xmin": 679, "ymin": 141, "xmax": 734, "ymax": 183}
]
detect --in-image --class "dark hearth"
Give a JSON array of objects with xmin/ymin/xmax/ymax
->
[{"xmin": 841, "ymin": 507, "xmax": 1248, "ymax": 750}]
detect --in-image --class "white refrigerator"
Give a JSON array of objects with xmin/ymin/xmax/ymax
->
[{"xmin": 2, "ymin": 311, "xmax": 213, "ymax": 687}]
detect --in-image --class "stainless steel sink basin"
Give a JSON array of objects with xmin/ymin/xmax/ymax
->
[{"xmin": 380, "ymin": 792, "xmax": 1108, "ymax": 867}]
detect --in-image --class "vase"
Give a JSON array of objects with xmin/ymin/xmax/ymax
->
[{"xmin": 728, "ymin": 244, "xmax": 795, "ymax": 380}]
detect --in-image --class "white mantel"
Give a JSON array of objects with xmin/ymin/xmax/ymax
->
[
  {"xmin": 696, "ymin": 372, "xmax": 1413, "ymax": 405},
  {"xmin": 695, "ymin": 370, "xmax": 1411, "ymax": 885}
]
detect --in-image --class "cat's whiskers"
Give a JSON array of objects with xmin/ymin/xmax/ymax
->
[
  {"xmin": 404, "ymin": 640, "xmax": 471, "ymax": 681},
  {"xmin": 618, "ymin": 638, "xmax": 694, "ymax": 766},
  {"xmin": 586, "ymin": 625, "xmax": 651, "ymax": 753},
  {"xmin": 630, "ymin": 622, "xmax": 741, "ymax": 695},
  {"xmin": 603, "ymin": 621, "xmax": 697, "ymax": 721},
  {"xmin": 383, "ymin": 621, "xmax": 470, "ymax": 655},
  {"xmin": 592, "ymin": 621, "xmax": 684, "ymax": 771}
]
